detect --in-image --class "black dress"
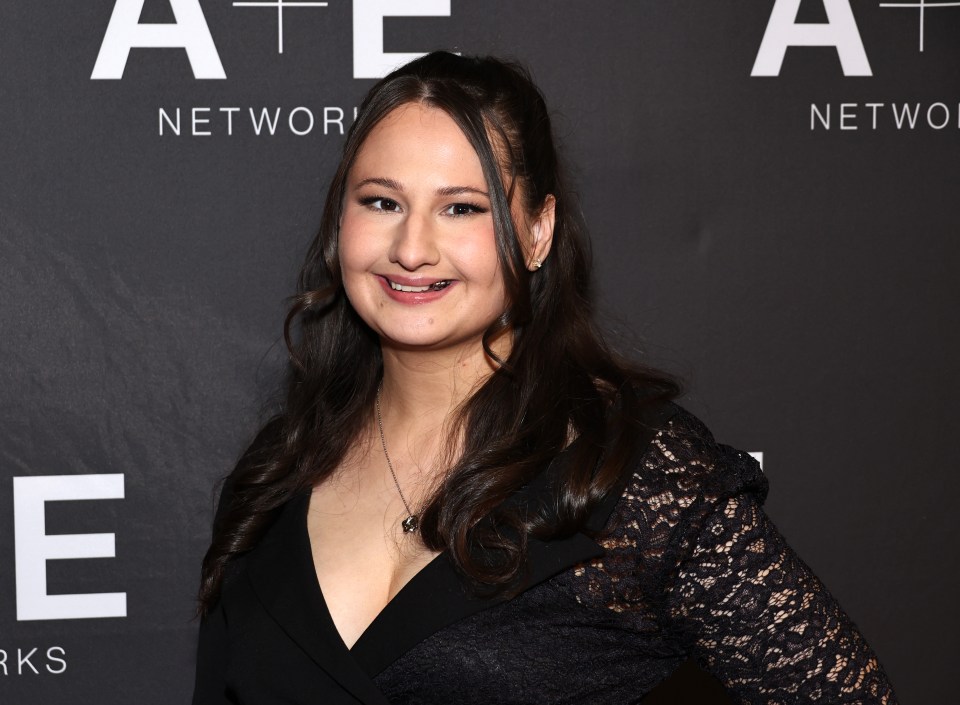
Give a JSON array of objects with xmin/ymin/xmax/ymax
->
[{"xmin": 192, "ymin": 406, "xmax": 898, "ymax": 704}]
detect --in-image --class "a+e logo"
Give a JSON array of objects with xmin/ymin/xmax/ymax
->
[
  {"xmin": 753, "ymin": 0, "xmax": 960, "ymax": 76},
  {"xmin": 91, "ymin": 0, "xmax": 452, "ymax": 81}
]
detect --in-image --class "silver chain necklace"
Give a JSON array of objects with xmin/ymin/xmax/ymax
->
[{"xmin": 375, "ymin": 387, "xmax": 420, "ymax": 533}]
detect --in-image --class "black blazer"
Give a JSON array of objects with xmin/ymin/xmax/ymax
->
[{"xmin": 192, "ymin": 404, "xmax": 673, "ymax": 705}]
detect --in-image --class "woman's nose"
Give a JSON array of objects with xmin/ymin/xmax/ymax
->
[{"xmin": 388, "ymin": 212, "xmax": 441, "ymax": 270}]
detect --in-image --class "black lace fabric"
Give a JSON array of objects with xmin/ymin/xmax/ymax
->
[{"xmin": 374, "ymin": 408, "xmax": 898, "ymax": 704}]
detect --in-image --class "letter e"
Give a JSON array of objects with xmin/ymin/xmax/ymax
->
[
  {"xmin": 13, "ymin": 474, "xmax": 127, "ymax": 621},
  {"xmin": 353, "ymin": 0, "xmax": 452, "ymax": 79}
]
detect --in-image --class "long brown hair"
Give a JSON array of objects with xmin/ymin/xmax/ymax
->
[{"xmin": 198, "ymin": 52, "xmax": 679, "ymax": 613}]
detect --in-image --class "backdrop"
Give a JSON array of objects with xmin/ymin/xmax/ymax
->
[{"xmin": 2, "ymin": 1, "xmax": 956, "ymax": 703}]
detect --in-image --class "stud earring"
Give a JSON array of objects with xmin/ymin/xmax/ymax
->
[{"xmin": 531, "ymin": 258, "xmax": 542, "ymax": 270}]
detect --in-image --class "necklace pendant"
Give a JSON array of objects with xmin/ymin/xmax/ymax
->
[{"xmin": 401, "ymin": 515, "xmax": 419, "ymax": 533}]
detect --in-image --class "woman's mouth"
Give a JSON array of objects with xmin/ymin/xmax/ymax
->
[
  {"xmin": 377, "ymin": 275, "xmax": 457, "ymax": 304},
  {"xmin": 388, "ymin": 279, "xmax": 452, "ymax": 293}
]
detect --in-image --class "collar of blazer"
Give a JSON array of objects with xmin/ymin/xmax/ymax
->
[{"xmin": 244, "ymin": 392, "xmax": 676, "ymax": 704}]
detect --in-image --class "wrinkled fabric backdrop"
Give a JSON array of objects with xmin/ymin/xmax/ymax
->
[{"xmin": 1, "ymin": 1, "xmax": 956, "ymax": 703}]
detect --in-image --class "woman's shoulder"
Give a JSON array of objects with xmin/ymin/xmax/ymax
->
[
  {"xmin": 585, "ymin": 402, "xmax": 770, "ymax": 602},
  {"xmin": 602, "ymin": 402, "xmax": 768, "ymax": 535},
  {"xmin": 642, "ymin": 404, "xmax": 767, "ymax": 502}
]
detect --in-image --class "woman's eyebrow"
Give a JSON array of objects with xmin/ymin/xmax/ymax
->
[
  {"xmin": 354, "ymin": 178, "xmax": 489, "ymax": 199},
  {"xmin": 354, "ymin": 176, "xmax": 404, "ymax": 191},
  {"xmin": 436, "ymin": 185, "xmax": 489, "ymax": 198}
]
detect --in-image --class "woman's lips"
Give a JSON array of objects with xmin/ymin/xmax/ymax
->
[
  {"xmin": 388, "ymin": 279, "xmax": 452, "ymax": 293},
  {"xmin": 377, "ymin": 275, "xmax": 457, "ymax": 304}
]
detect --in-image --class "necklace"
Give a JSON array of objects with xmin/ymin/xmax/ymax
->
[{"xmin": 375, "ymin": 387, "xmax": 419, "ymax": 533}]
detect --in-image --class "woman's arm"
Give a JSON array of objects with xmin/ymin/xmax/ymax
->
[{"xmin": 664, "ymin": 491, "xmax": 897, "ymax": 704}]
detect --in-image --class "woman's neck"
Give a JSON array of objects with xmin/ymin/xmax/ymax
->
[
  {"xmin": 378, "ymin": 343, "xmax": 496, "ymax": 427},
  {"xmin": 375, "ymin": 335, "xmax": 507, "ymax": 469}
]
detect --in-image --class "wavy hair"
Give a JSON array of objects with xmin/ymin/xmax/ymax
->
[{"xmin": 198, "ymin": 51, "xmax": 679, "ymax": 613}]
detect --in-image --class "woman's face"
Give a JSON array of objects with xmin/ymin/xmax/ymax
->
[{"xmin": 338, "ymin": 102, "xmax": 510, "ymax": 354}]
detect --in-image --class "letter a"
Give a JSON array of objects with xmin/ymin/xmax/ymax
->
[
  {"xmin": 92, "ymin": 0, "xmax": 226, "ymax": 79},
  {"xmin": 751, "ymin": 0, "xmax": 871, "ymax": 76}
]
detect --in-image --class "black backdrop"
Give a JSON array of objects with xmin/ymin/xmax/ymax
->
[{"xmin": 2, "ymin": 1, "xmax": 957, "ymax": 703}]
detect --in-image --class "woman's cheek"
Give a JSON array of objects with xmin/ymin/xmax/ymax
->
[{"xmin": 338, "ymin": 219, "xmax": 376, "ymax": 275}]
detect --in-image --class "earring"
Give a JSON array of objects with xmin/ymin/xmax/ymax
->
[{"xmin": 531, "ymin": 258, "xmax": 542, "ymax": 270}]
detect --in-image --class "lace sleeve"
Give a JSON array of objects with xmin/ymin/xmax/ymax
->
[{"xmin": 659, "ymin": 432, "xmax": 898, "ymax": 703}]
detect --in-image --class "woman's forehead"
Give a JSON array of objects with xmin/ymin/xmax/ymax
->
[{"xmin": 350, "ymin": 103, "xmax": 487, "ymax": 186}]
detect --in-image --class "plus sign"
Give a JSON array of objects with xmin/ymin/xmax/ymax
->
[
  {"xmin": 878, "ymin": 0, "xmax": 960, "ymax": 52},
  {"xmin": 233, "ymin": 0, "xmax": 330, "ymax": 54}
]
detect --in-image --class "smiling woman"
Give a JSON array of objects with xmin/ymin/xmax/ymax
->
[
  {"xmin": 191, "ymin": 52, "xmax": 898, "ymax": 705},
  {"xmin": 338, "ymin": 103, "xmax": 523, "ymax": 354}
]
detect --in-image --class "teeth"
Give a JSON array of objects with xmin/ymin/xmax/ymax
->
[{"xmin": 389, "ymin": 280, "xmax": 450, "ymax": 292}]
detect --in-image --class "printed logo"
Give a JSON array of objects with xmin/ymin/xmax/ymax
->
[
  {"xmin": 752, "ymin": 1, "xmax": 960, "ymax": 131},
  {"xmin": 90, "ymin": 0, "xmax": 454, "ymax": 137},
  {"xmin": 91, "ymin": 0, "xmax": 452, "ymax": 80}
]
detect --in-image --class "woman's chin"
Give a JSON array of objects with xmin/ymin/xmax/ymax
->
[
  {"xmin": 380, "ymin": 334, "xmax": 472, "ymax": 354},
  {"xmin": 376, "ymin": 327, "xmax": 487, "ymax": 356}
]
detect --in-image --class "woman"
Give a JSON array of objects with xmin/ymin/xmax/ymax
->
[{"xmin": 193, "ymin": 52, "xmax": 897, "ymax": 704}]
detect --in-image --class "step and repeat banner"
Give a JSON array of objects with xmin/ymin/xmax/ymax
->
[{"xmin": 1, "ymin": 2, "xmax": 956, "ymax": 703}]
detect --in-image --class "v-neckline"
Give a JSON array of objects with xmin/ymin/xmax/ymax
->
[
  {"xmin": 299, "ymin": 493, "xmax": 446, "ymax": 654},
  {"xmin": 290, "ymin": 436, "xmax": 610, "ymax": 679},
  {"xmin": 291, "ymin": 489, "xmax": 526, "ymax": 678},
  {"xmin": 244, "ymin": 396, "xmax": 674, "ymax": 684}
]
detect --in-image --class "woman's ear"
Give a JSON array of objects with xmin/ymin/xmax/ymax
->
[{"xmin": 526, "ymin": 194, "xmax": 556, "ymax": 271}]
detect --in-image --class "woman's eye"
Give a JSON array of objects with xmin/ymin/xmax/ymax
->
[
  {"xmin": 444, "ymin": 203, "xmax": 487, "ymax": 217},
  {"xmin": 360, "ymin": 196, "xmax": 400, "ymax": 212}
]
